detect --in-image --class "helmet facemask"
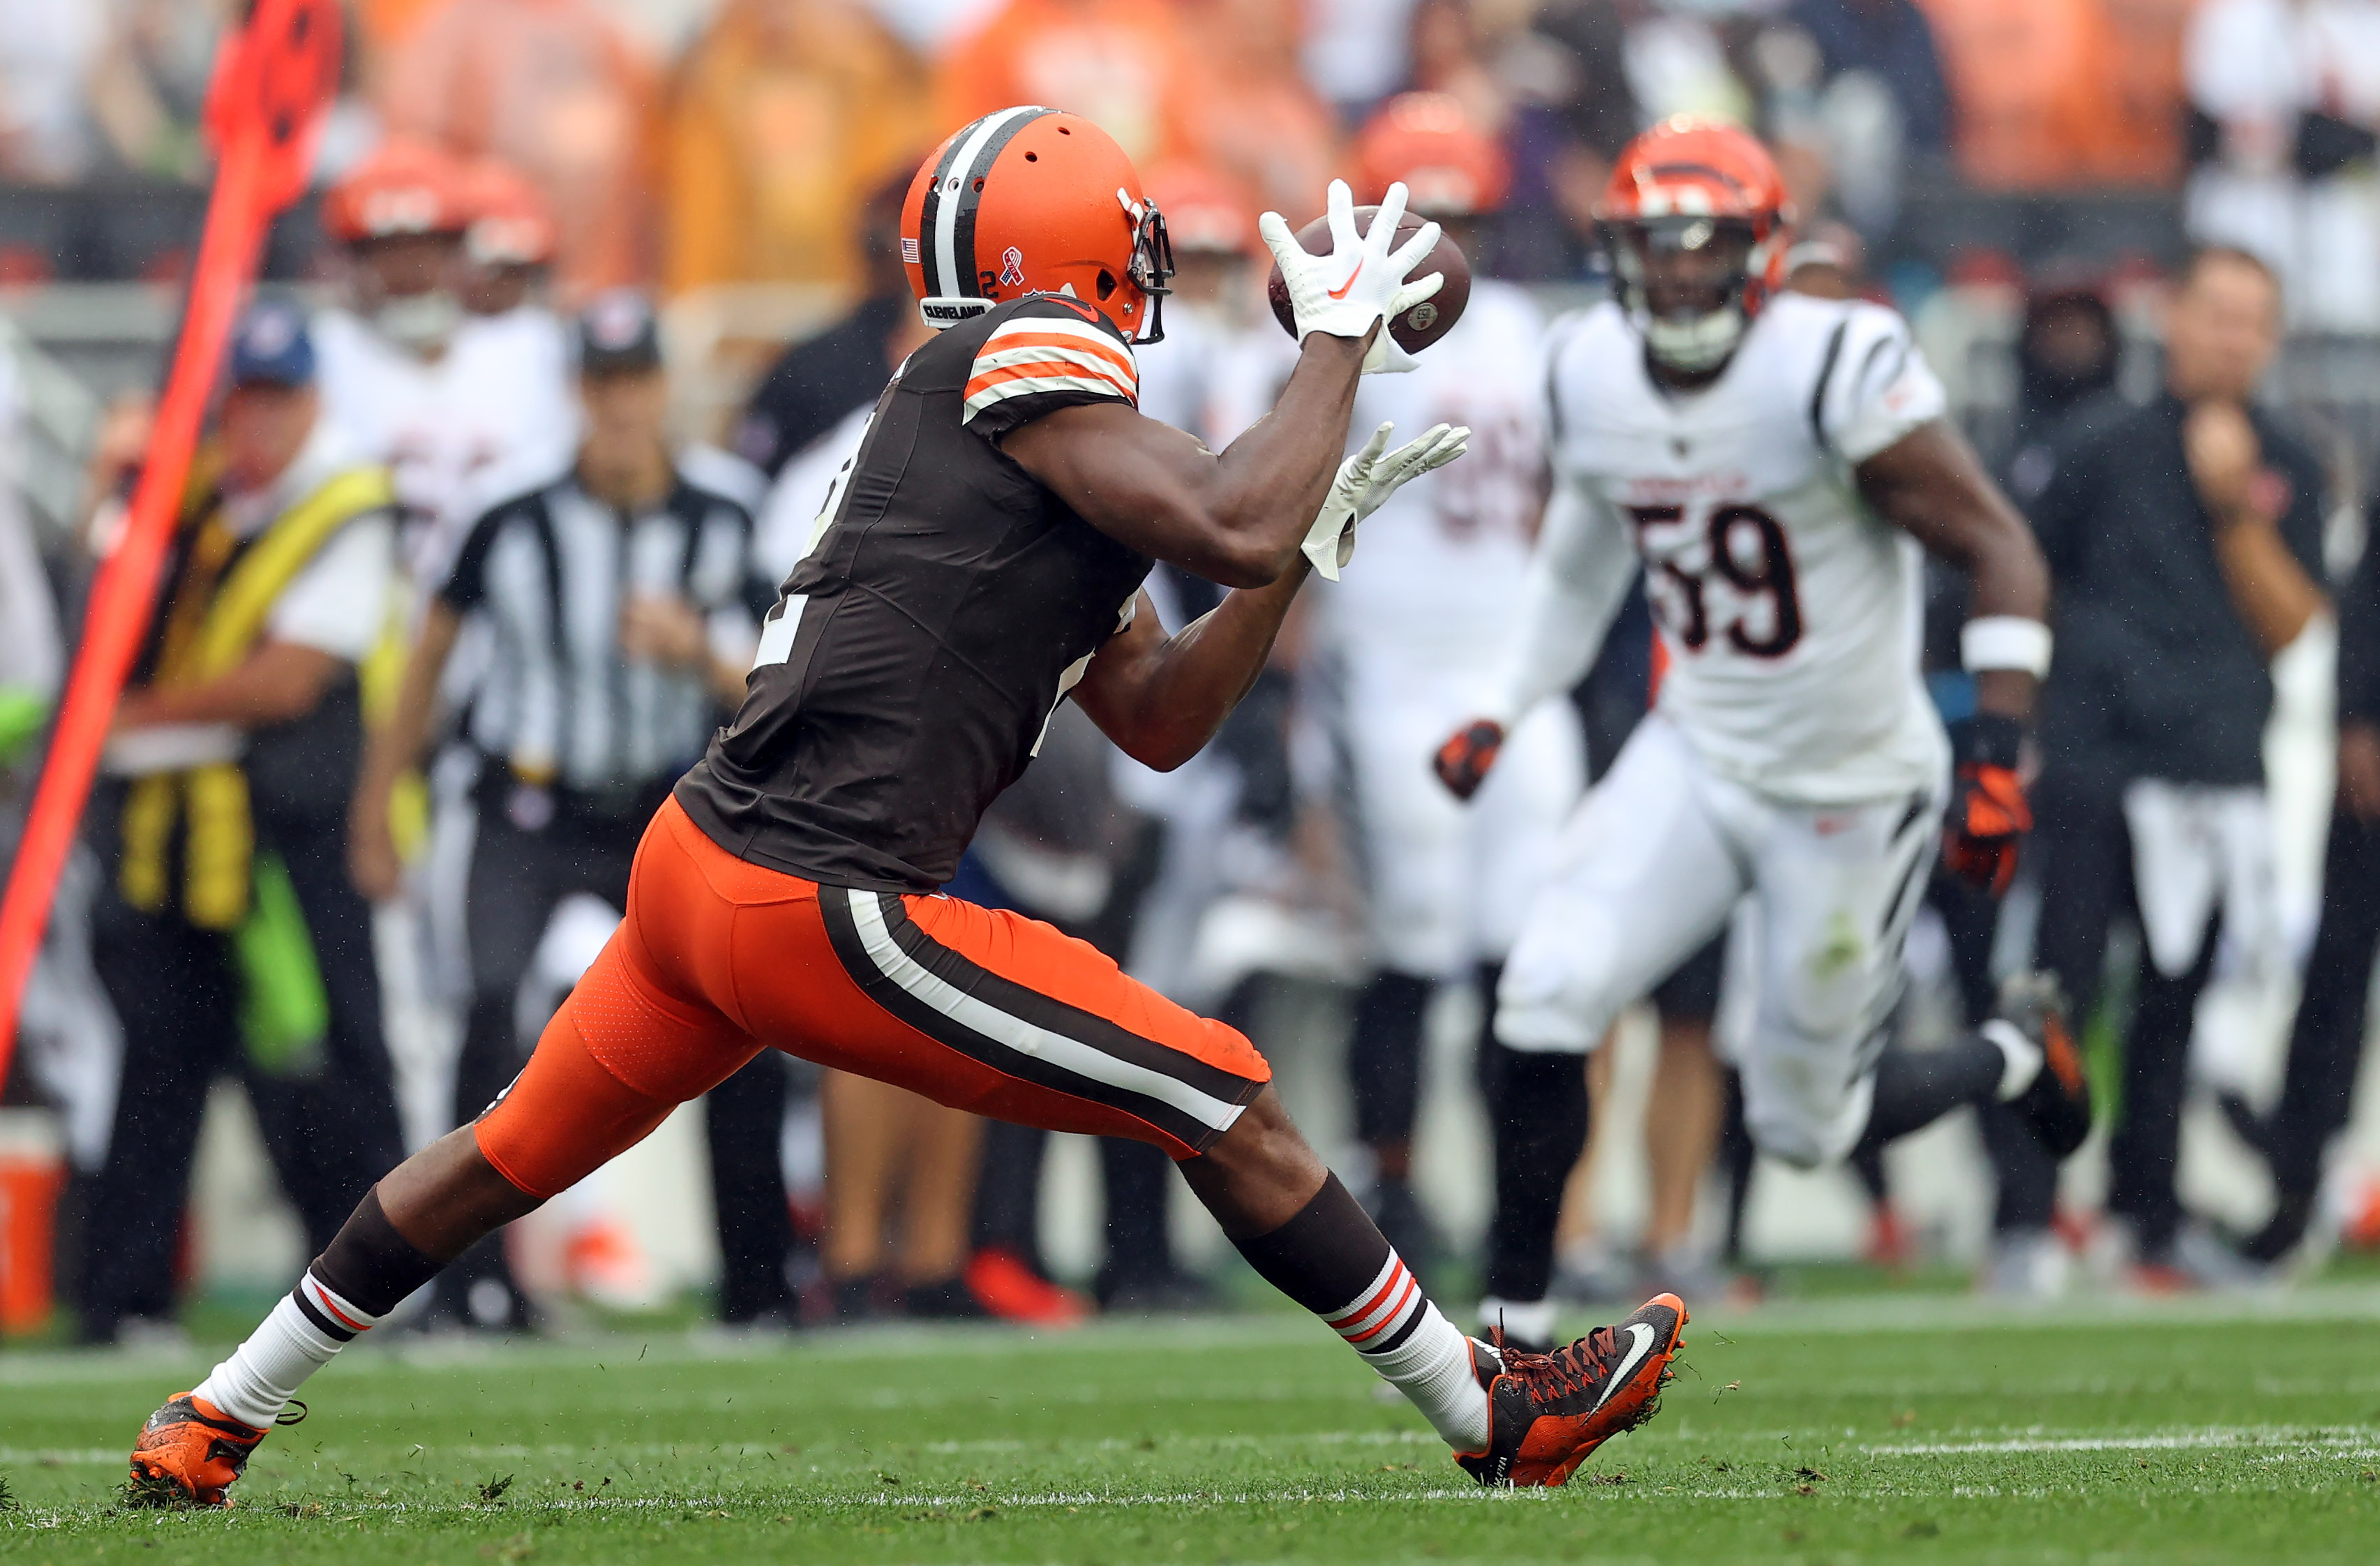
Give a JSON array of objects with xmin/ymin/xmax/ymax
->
[
  {"xmin": 1608, "ymin": 214, "xmax": 1765, "ymax": 375},
  {"xmin": 1117, "ymin": 189, "xmax": 1175, "ymax": 345}
]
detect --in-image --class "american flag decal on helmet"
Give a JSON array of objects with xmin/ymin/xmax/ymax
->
[{"xmin": 902, "ymin": 237, "xmax": 920, "ymax": 264}]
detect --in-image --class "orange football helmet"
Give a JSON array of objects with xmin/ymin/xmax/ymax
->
[
  {"xmin": 322, "ymin": 139, "xmax": 471, "ymax": 245},
  {"xmin": 901, "ymin": 107, "xmax": 1174, "ymax": 342},
  {"xmin": 1596, "ymin": 117, "xmax": 1793, "ymax": 372},
  {"xmin": 1356, "ymin": 92, "xmax": 1510, "ymax": 217},
  {"xmin": 458, "ymin": 159, "xmax": 556, "ymax": 269}
]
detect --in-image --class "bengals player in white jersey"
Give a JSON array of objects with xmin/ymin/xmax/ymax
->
[{"xmin": 1432, "ymin": 119, "xmax": 2094, "ymax": 1332}]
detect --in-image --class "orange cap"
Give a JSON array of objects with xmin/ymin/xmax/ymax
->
[
  {"xmin": 1356, "ymin": 93, "xmax": 1510, "ymax": 216},
  {"xmin": 459, "ymin": 158, "xmax": 557, "ymax": 267}
]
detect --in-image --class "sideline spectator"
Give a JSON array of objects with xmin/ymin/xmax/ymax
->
[
  {"xmin": 2186, "ymin": 0, "xmax": 2380, "ymax": 331},
  {"xmin": 0, "ymin": 1, "xmax": 103, "ymax": 183},
  {"xmin": 867, "ymin": 0, "xmax": 1004, "ymax": 51},
  {"xmin": 2014, "ymin": 247, "xmax": 2328, "ymax": 1287},
  {"xmin": 85, "ymin": 0, "xmax": 227, "ymax": 184},
  {"xmin": 350, "ymin": 292, "xmax": 771, "ymax": 1328},
  {"xmin": 1174, "ymin": 0, "xmax": 1342, "ymax": 222},
  {"xmin": 2101, "ymin": 0, "xmax": 2193, "ymax": 187},
  {"xmin": 1303, "ymin": 0, "xmax": 1424, "ymax": 122},
  {"xmin": 1916, "ymin": 0, "xmax": 2134, "ymax": 188},
  {"xmin": 1786, "ymin": 0, "xmax": 1952, "ymax": 158},
  {"xmin": 1409, "ymin": 0, "xmax": 1515, "ymax": 138},
  {"xmin": 80, "ymin": 303, "xmax": 405, "ymax": 1342},
  {"xmin": 2007, "ymin": 283, "xmax": 2123, "ymax": 460},
  {"xmin": 664, "ymin": 0, "xmax": 929, "ymax": 297},
  {"xmin": 934, "ymin": 0, "xmax": 1201, "ymax": 165},
  {"xmin": 382, "ymin": 0, "xmax": 659, "ymax": 301},
  {"xmin": 2226, "ymin": 509, "xmax": 2380, "ymax": 1264},
  {"xmin": 1503, "ymin": 0, "xmax": 1640, "ymax": 281}
]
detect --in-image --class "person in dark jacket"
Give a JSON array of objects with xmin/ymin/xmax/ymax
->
[
  {"xmin": 2014, "ymin": 246, "xmax": 2328, "ymax": 1283},
  {"xmin": 730, "ymin": 174, "xmax": 913, "ymax": 481}
]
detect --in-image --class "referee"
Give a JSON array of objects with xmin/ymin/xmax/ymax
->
[{"xmin": 350, "ymin": 291, "xmax": 786, "ymax": 1328}]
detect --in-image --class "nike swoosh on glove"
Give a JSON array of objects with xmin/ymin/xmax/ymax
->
[
  {"xmin": 1435, "ymin": 719, "xmax": 1505, "ymax": 801},
  {"xmin": 1259, "ymin": 179, "xmax": 1444, "ymax": 367},
  {"xmin": 1943, "ymin": 713, "xmax": 2032, "ymax": 897},
  {"xmin": 1302, "ymin": 421, "xmax": 1470, "ymax": 579}
]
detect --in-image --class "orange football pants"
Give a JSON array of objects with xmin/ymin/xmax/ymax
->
[{"xmin": 475, "ymin": 798, "xmax": 1271, "ymax": 1199}]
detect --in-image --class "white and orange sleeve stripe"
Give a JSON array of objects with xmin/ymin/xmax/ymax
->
[
  {"xmin": 1322, "ymin": 1253, "xmax": 1423, "ymax": 1352},
  {"xmin": 962, "ymin": 315, "xmax": 1139, "ymax": 424}
]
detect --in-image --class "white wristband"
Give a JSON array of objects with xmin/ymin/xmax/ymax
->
[{"xmin": 1961, "ymin": 616, "xmax": 2053, "ymax": 678}]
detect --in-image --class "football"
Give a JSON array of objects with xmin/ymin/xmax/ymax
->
[{"xmin": 1266, "ymin": 206, "xmax": 1472, "ymax": 354}]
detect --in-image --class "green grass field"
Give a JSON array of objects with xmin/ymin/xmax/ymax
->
[{"xmin": 5, "ymin": 1286, "xmax": 2380, "ymax": 1564}]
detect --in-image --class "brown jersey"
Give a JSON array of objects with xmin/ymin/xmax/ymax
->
[{"xmin": 675, "ymin": 294, "xmax": 1152, "ymax": 892}]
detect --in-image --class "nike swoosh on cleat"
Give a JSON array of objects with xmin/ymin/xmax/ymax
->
[
  {"xmin": 1594, "ymin": 1322, "xmax": 1658, "ymax": 1412},
  {"xmin": 1327, "ymin": 262, "xmax": 1364, "ymax": 300}
]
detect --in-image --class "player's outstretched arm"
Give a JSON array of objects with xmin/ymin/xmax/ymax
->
[
  {"xmin": 1856, "ymin": 419, "xmax": 2049, "ymax": 722},
  {"xmin": 1857, "ymin": 419, "xmax": 2051, "ymax": 895},
  {"xmin": 1005, "ymin": 181, "xmax": 1443, "ymax": 587},
  {"xmin": 1435, "ymin": 482, "xmax": 1635, "ymax": 800},
  {"xmin": 1003, "ymin": 333, "xmax": 1370, "ymax": 587}
]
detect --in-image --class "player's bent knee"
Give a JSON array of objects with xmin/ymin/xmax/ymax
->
[{"xmin": 474, "ymin": 999, "xmax": 707, "ymax": 1200}]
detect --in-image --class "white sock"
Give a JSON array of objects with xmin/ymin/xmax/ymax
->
[
  {"xmin": 194, "ymin": 1273, "xmax": 381, "ymax": 1429},
  {"xmin": 1319, "ymin": 1252, "xmax": 1490, "ymax": 1452},
  {"xmin": 1982, "ymin": 1020, "xmax": 2044, "ymax": 1101},
  {"xmin": 1361, "ymin": 1302, "xmax": 1490, "ymax": 1452},
  {"xmin": 1476, "ymin": 1295, "xmax": 1558, "ymax": 1348}
]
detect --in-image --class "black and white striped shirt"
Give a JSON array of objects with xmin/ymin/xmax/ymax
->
[{"xmin": 439, "ymin": 456, "xmax": 762, "ymax": 802}]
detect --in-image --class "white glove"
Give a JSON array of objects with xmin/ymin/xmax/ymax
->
[
  {"xmin": 1301, "ymin": 421, "xmax": 1471, "ymax": 580},
  {"xmin": 1364, "ymin": 331, "xmax": 1423, "ymax": 375},
  {"xmin": 1260, "ymin": 179, "xmax": 1445, "ymax": 353}
]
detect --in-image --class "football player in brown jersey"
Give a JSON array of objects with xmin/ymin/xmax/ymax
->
[{"xmin": 127, "ymin": 109, "xmax": 1683, "ymax": 1505}]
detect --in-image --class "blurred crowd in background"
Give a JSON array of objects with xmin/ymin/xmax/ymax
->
[
  {"xmin": 6, "ymin": 0, "xmax": 2380, "ymax": 1344},
  {"xmin": 0, "ymin": 0, "xmax": 2375, "ymax": 307}
]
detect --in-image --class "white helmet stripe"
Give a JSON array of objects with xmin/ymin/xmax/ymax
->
[{"xmin": 934, "ymin": 105, "xmax": 1042, "ymax": 304}]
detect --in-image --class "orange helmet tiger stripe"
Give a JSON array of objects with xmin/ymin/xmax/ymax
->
[{"xmin": 1596, "ymin": 117, "xmax": 1794, "ymax": 371}]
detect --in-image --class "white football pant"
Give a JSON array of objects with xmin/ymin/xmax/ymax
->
[
  {"xmin": 1496, "ymin": 715, "xmax": 1943, "ymax": 1168},
  {"xmin": 1342, "ymin": 661, "xmax": 1583, "ymax": 980}
]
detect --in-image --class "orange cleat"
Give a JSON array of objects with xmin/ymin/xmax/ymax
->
[
  {"xmin": 1455, "ymin": 1292, "xmax": 1686, "ymax": 1487},
  {"xmin": 124, "ymin": 1392, "xmax": 295, "ymax": 1508}
]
